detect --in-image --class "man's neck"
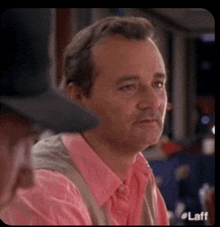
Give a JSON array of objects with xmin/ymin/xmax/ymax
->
[{"xmin": 81, "ymin": 131, "xmax": 138, "ymax": 182}]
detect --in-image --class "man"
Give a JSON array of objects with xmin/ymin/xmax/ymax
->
[
  {"xmin": 1, "ymin": 16, "xmax": 169, "ymax": 225},
  {"xmin": 0, "ymin": 8, "xmax": 99, "ymax": 210}
]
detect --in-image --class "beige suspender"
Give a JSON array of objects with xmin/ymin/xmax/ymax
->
[{"xmin": 141, "ymin": 177, "xmax": 157, "ymax": 225}]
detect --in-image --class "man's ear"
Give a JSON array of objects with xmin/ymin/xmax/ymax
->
[{"xmin": 66, "ymin": 82, "xmax": 83, "ymax": 103}]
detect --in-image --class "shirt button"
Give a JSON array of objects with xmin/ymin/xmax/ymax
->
[{"xmin": 118, "ymin": 185, "xmax": 125, "ymax": 193}]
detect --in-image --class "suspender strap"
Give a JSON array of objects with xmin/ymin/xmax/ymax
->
[{"xmin": 141, "ymin": 177, "xmax": 157, "ymax": 225}]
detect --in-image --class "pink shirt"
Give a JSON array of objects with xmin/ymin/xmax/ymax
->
[{"xmin": 0, "ymin": 134, "xmax": 169, "ymax": 225}]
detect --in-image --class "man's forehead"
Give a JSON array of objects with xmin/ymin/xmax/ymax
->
[
  {"xmin": 93, "ymin": 36, "xmax": 164, "ymax": 69},
  {"xmin": 92, "ymin": 35, "xmax": 163, "ymax": 65}
]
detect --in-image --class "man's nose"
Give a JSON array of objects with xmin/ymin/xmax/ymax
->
[{"xmin": 137, "ymin": 87, "xmax": 162, "ymax": 110}]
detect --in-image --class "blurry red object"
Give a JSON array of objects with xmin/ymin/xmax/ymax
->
[
  {"xmin": 196, "ymin": 97, "xmax": 215, "ymax": 115},
  {"xmin": 163, "ymin": 142, "xmax": 184, "ymax": 156},
  {"xmin": 205, "ymin": 189, "xmax": 215, "ymax": 225}
]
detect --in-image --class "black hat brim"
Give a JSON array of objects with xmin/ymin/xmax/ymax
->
[{"xmin": 0, "ymin": 87, "xmax": 100, "ymax": 133}]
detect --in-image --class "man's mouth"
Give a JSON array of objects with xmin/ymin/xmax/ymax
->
[
  {"xmin": 132, "ymin": 110, "xmax": 162, "ymax": 127},
  {"xmin": 132, "ymin": 114, "xmax": 163, "ymax": 128},
  {"xmin": 135, "ymin": 116, "xmax": 159, "ymax": 123},
  {"xmin": 135, "ymin": 119, "xmax": 158, "ymax": 125}
]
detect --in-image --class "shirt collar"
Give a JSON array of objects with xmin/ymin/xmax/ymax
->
[{"xmin": 62, "ymin": 133, "xmax": 152, "ymax": 207}]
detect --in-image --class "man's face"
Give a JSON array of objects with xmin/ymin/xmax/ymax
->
[
  {"xmin": 81, "ymin": 35, "xmax": 167, "ymax": 152},
  {"xmin": 0, "ymin": 110, "xmax": 38, "ymax": 208}
]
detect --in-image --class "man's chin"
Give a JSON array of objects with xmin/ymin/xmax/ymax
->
[{"xmin": 132, "ymin": 131, "xmax": 162, "ymax": 149}]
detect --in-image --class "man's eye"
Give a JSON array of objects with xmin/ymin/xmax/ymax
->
[
  {"xmin": 119, "ymin": 84, "xmax": 137, "ymax": 92},
  {"xmin": 154, "ymin": 81, "xmax": 165, "ymax": 88}
]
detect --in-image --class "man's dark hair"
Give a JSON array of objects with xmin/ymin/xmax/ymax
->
[{"xmin": 61, "ymin": 16, "xmax": 154, "ymax": 97}]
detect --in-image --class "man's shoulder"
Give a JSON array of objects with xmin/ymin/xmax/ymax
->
[
  {"xmin": 0, "ymin": 170, "xmax": 90, "ymax": 225},
  {"xmin": 16, "ymin": 169, "xmax": 83, "ymax": 207},
  {"xmin": 32, "ymin": 133, "xmax": 82, "ymax": 156},
  {"xmin": 31, "ymin": 134, "xmax": 75, "ymax": 174},
  {"xmin": 34, "ymin": 170, "xmax": 82, "ymax": 196}
]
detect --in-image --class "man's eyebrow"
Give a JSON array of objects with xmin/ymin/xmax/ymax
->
[
  {"xmin": 116, "ymin": 73, "xmax": 167, "ymax": 84},
  {"xmin": 116, "ymin": 75, "xmax": 140, "ymax": 85},
  {"xmin": 154, "ymin": 72, "xmax": 167, "ymax": 81}
]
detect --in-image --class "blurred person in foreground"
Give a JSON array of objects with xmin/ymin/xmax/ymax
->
[
  {"xmin": 0, "ymin": 8, "xmax": 99, "ymax": 210},
  {"xmin": 1, "ymin": 16, "xmax": 169, "ymax": 225}
]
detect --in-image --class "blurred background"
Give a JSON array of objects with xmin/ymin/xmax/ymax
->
[{"xmin": 45, "ymin": 8, "xmax": 215, "ymax": 225}]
